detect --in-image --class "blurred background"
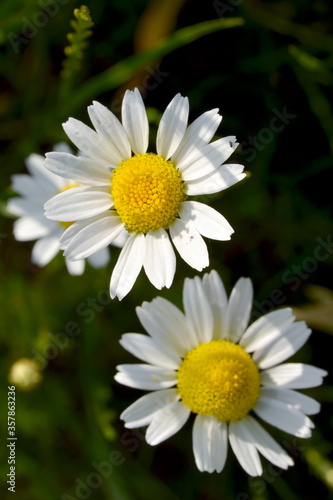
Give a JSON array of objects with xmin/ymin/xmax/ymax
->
[{"xmin": 1, "ymin": 0, "xmax": 333, "ymax": 498}]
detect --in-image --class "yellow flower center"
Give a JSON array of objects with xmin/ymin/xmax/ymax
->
[
  {"xmin": 57, "ymin": 182, "xmax": 81, "ymax": 229},
  {"xmin": 110, "ymin": 153, "xmax": 186, "ymax": 234},
  {"xmin": 177, "ymin": 340, "xmax": 261, "ymax": 422}
]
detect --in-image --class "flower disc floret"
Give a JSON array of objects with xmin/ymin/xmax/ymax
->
[
  {"xmin": 111, "ymin": 153, "xmax": 186, "ymax": 234},
  {"xmin": 177, "ymin": 340, "xmax": 261, "ymax": 422}
]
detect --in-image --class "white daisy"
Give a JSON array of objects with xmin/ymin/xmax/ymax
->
[
  {"xmin": 7, "ymin": 143, "xmax": 115, "ymax": 275},
  {"xmin": 44, "ymin": 89, "xmax": 246, "ymax": 299},
  {"xmin": 115, "ymin": 270, "xmax": 327, "ymax": 476}
]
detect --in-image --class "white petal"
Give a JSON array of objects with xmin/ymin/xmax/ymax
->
[
  {"xmin": 179, "ymin": 136, "xmax": 238, "ymax": 181},
  {"xmin": 25, "ymin": 152, "xmax": 44, "ymax": 173},
  {"xmin": 119, "ymin": 333, "xmax": 181, "ymax": 370},
  {"xmin": 157, "ymin": 94, "xmax": 189, "ymax": 159},
  {"xmin": 25, "ymin": 153, "xmax": 65, "ymax": 191},
  {"xmin": 44, "ymin": 186, "xmax": 113, "ymax": 221},
  {"xmin": 110, "ymin": 233, "xmax": 145, "ymax": 300},
  {"xmin": 59, "ymin": 214, "xmax": 108, "ymax": 249},
  {"xmin": 202, "ymin": 270, "xmax": 228, "ymax": 339},
  {"xmin": 143, "ymin": 228, "xmax": 176, "ymax": 290},
  {"xmin": 87, "ymin": 246, "xmax": 110, "ymax": 268},
  {"xmin": 45, "ymin": 152, "xmax": 112, "ymax": 186},
  {"xmin": 146, "ymin": 401, "xmax": 190, "ymax": 446},
  {"xmin": 229, "ymin": 420, "xmax": 262, "ymax": 476},
  {"xmin": 53, "ymin": 142, "xmax": 73, "ymax": 154},
  {"xmin": 185, "ymin": 164, "xmax": 246, "ymax": 195},
  {"xmin": 253, "ymin": 322, "xmax": 311, "ymax": 369},
  {"xmin": 136, "ymin": 297, "xmax": 194, "ymax": 357},
  {"xmin": 254, "ymin": 397, "xmax": 314, "ymax": 438},
  {"xmin": 240, "ymin": 308, "xmax": 295, "ymax": 353},
  {"xmin": 120, "ymin": 389, "xmax": 180, "ymax": 428},
  {"xmin": 8, "ymin": 198, "xmax": 43, "ymax": 217},
  {"xmin": 111, "ymin": 228, "xmax": 129, "ymax": 248},
  {"xmin": 11, "ymin": 174, "xmax": 51, "ymax": 200},
  {"xmin": 31, "ymin": 233, "xmax": 60, "ymax": 267},
  {"xmin": 259, "ymin": 387, "xmax": 320, "ymax": 415},
  {"xmin": 65, "ymin": 257, "xmax": 85, "ymax": 275},
  {"xmin": 172, "ymin": 109, "xmax": 222, "ymax": 166},
  {"xmin": 88, "ymin": 100, "xmax": 131, "ymax": 161},
  {"xmin": 193, "ymin": 415, "xmax": 228, "ymax": 473},
  {"xmin": 180, "ymin": 201, "xmax": 233, "ymax": 240},
  {"xmin": 63, "ymin": 118, "xmax": 120, "ymax": 165},
  {"xmin": 115, "ymin": 364, "xmax": 177, "ymax": 391},
  {"xmin": 64, "ymin": 213, "xmax": 124, "ymax": 260},
  {"xmin": 169, "ymin": 218, "xmax": 209, "ymax": 271},
  {"xmin": 224, "ymin": 277, "xmax": 253, "ymax": 343},
  {"xmin": 122, "ymin": 89, "xmax": 148, "ymax": 154},
  {"xmin": 242, "ymin": 416, "xmax": 294, "ymax": 469},
  {"xmin": 183, "ymin": 276, "xmax": 213, "ymax": 344},
  {"xmin": 13, "ymin": 215, "xmax": 55, "ymax": 241},
  {"xmin": 260, "ymin": 363, "xmax": 327, "ymax": 389}
]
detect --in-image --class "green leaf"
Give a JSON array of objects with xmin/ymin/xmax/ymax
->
[{"xmin": 288, "ymin": 45, "xmax": 327, "ymax": 72}]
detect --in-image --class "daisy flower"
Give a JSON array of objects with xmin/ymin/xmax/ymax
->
[
  {"xmin": 44, "ymin": 89, "xmax": 245, "ymax": 299},
  {"xmin": 115, "ymin": 270, "xmax": 327, "ymax": 476},
  {"xmin": 7, "ymin": 144, "xmax": 115, "ymax": 275}
]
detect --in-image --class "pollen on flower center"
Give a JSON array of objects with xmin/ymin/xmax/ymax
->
[
  {"xmin": 110, "ymin": 153, "xmax": 187, "ymax": 234},
  {"xmin": 177, "ymin": 340, "xmax": 261, "ymax": 422},
  {"xmin": 57, "ymin": 182, "xmax": 81, "ymax": 229}
]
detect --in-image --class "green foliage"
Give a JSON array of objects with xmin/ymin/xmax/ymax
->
[
  {"xmin": 60, "ymin": 5, "xmax": 94, "ymax": 99},
  {"xmin": 68, "ymin": 16, "xmax": 244, "ymax": 111}
]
